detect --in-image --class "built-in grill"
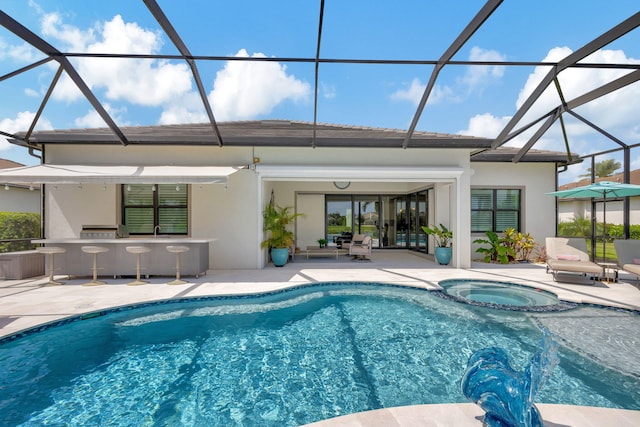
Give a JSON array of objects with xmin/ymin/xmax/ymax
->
[{"xmin": 80, "ymin": 225, "xmax": 129, "ymax": 239}]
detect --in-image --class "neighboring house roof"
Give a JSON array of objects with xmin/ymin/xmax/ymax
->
[
  {"xmin": 0, "ymin": 158, "xmax": 40, "ymax": 190},
  {"xmin": 0, "ymin": 158, "xmax": 25, "ymax": 169},
  {"xmin": 558, "ymin": 169, "xmax": 640, "ymax": 190},
  {"xmin": 9, "ymin": 120, "xmax": 575, "ymax": 164}
]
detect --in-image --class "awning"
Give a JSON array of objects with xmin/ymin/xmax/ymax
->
[{"xmin": 0, "ymin": 164, "xmax": 242, "ymax": 184}]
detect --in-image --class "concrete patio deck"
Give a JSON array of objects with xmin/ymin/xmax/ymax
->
[{"xmin": 1, "ymin": 250, "xmax": 639, "ymax": 426}]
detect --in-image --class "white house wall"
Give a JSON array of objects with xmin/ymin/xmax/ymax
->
[
  {"xmin": 191, "ymin": 169, "xmax": 259, "ymax": 269},
  {"xmin": 41, "ymin": 144, "xmax": 485, "ymax": 269},
  {"xmin": 46, "ymin": 184, "xmax": 118, "ymax": 237},
  {"xmin": 0, "ymin": 187, "xmax": 41, "ymax": 213},
  {"xmin": 470, "ymin": 162, "xmax": 556, "ymax": 260}
]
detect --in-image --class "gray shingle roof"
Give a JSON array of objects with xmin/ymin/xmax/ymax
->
[
  {"xmin": 15, "ymin": 120, "xmax": 492, "ymax": 149},
  {"xmin": 10, "ymin": 120, "xmax": 577, "ymax": 164}
]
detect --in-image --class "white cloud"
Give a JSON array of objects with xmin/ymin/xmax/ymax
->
[
  {"xmin": 458, "ymin": 47, "xmax": 506, "ymax": 93},
  {"xmin": 45, "ymin": 14, "xmax": 193, "ymax": 107},
  {"xmin": 209, "ymin": 49, "xmax": 311, "ymax": 121},
  {"xmin": 37, "ymin": 13, "xmax": 311, "ymax": 124},
  {"xmin": 0, "ymin": 111, "xmax": 53, "ymax": 151},
  {"xmin": 24, "ymin": 88, "xmax": 40, "ymax": 97},
  {"xmin": 321, "ymin": 82, "xmax": 337, "ymax": 99},
  {"xmin": 460, "ymin": 46, "xmax": 639, "ymax": 159},
  {"xmin": 391, "ymin": 47, "xmax": 503, "ymax": 106},
  {"xmin": 390, "ymin": 78, "xmax": 453, "ymax": 106},
  {"xmin": 74, "ymin": 103, "xmax": 129, "ymax": 128},
  {"xmin": 516, "ymin": 47, "xmax": 640, "ymax": 138},
  {"xmin": 458, "ymin": 113, "xmax": 511, "ymax": 138},
  {"xmin": 41, "ymin": 12, "xmax": 95, "ymax": 52},
  {"xmin": 158, "ymin": 92, "xmax": 208, "ymax": 124}
]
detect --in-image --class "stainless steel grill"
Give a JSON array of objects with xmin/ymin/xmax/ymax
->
[{"xmin": 80, "ymin": 225, "xmax": 129, "ymax": 239}]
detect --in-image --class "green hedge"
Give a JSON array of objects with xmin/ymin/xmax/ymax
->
[
  {"xmin": 0, "ymin": 212, "xmax": 41, "ymax": 253},
  {"xmin": 558, "ymin": 219, "xmax": 640, "ymax": 239}
]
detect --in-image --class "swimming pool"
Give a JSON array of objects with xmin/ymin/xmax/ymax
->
[{"xmin": 1, "ymin": 282, "xmax": 639, "ymax": 426}]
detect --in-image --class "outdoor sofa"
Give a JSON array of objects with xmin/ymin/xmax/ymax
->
[
  {"xmin": 613, "ymin": 239, "xmax": 640, "ymax": 280},
  {"xmin": 545, "ymin": 237, "xmax": 603, "ymax": 284}
]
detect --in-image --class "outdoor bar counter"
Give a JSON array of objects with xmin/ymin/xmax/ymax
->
[{"xmin": 32, "ymin": 238, "xmax": 213, "ymax": 278}]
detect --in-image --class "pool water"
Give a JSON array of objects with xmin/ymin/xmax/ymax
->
[
  {"xmin": 1, "ymin": 283, "xmax": 639, "ymax": 426},
  {"xmin": 438, "ymin": 279, "xmax": 567, "ymax": 310}
]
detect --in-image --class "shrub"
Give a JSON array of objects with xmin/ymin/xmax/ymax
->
[
  {"xmin": 473, "ymin": 231, "xmax": 515, "ymax": 264},
  {"xmin": 0, "ymin": 212, "xmax": 41, "ymax": 253}
]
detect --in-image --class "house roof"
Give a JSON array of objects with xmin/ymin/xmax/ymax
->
[
  {"xmin": 558, "ymin": 168, "xmax": 640, "ymax": 190},
  {"xmin": 0, "ymin": 158, "xmax": 24, "ymax": 169},
  {"xmin": 13, "ymin": 120, "xmax": 491, "ymax": 149},
  {"xmin": 9, "ymin": 120, "xmax": 575, "ymax": 164},
  {"xmin": 469, "ymin": 146, "xmax": 581, "ymax": 164}
]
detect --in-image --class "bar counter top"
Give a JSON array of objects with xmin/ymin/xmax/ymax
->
[
  {"xmin": 33, "ymin": 237, "xmax": 216, "ymax": 244},
  {"xmin": 32, "ymin": 238, "xmax": 214, "ymax": 278}
]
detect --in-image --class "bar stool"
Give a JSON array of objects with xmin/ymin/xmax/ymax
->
[
  {"xmin": 81, "ymin": 246, "xmax": 109, "ymax": 286},
  {"xmin": 126, "ymin": 246, "xmax": 151, "ymax": 286},
  {"xmin": 166, "ymin": 245, "xmax": 190, "ymax": 285},
  {"xmin": 36, "ymin": 246, "xmax": 66, "ymax": 285}
]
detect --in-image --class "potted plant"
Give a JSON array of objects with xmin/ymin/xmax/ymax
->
[
  {"xmin": 261, "ymin": 203, "xmax": 303, "ymax": 267},
  {"xmin": 317, "ymin": 238, "xmax": 328, "ymax": 248},
  {"xmin": 421, "ymin": 224, "xmax": 453, "ymax": 265}
]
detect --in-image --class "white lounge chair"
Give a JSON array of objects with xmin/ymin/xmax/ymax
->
[
  {"xmin": 545, "ymin": 237, "xmax": 603, "ymax": 284},
  {"xmin": 349, "ymin": 234, "xmax": 372, "ymax": 260},
  {"xmin": 613, "ymin": 239, "xmax": 640, "ymax": 280}
]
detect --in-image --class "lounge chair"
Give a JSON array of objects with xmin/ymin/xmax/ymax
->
[
  {"xmin": 349, "ymin": 234, "xmax": 372, "ymax": 260},
  {"xmin": 613, "ymin": 239, "xmax": 640, "ymax": 280},
  {"xmin": 545, "ymin": 237, "xmax": 603, "ymax": 284}
]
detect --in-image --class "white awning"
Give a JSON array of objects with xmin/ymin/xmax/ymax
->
[{"xmin": 0, "ymin": 164, "xmax": 242, "ymax": 184}]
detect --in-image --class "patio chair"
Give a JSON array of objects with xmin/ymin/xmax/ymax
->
[
  {"xmin": 545, "ymin": 237, "xmax": 603, "ymax": 284},
  {"xmin": 349, "ymin": 234, "xmax": 372, "ymax": 260},
  {"xmin": 613, "ymin": 239, "xmax": 640, "ymax": 280}
]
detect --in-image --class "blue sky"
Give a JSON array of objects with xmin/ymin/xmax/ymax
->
[{"xmin": 0, "ymin": 1, "xmax": 638, "ymax": 183}]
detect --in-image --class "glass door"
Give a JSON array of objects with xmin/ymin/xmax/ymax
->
[
  {"xmin": 354, "ymin": 195, "xmax": 380, "ymax": 247},
  {"xmin": 326, "ymin": 195, "xmax": 352, "ymax": 245},
  {"xmin": 393, "ymin": 196, "xmax": 408, "ymax": 248}
]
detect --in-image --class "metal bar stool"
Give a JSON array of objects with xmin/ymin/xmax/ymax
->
[
  {"xmin": 125, "ymin": 246, "xmax": 151, "ymax": 286},
  {"xmin": 166, "ymin": 245, "xmax": 190, "ymax": 285},
  {"xmin": 36, "ymin": 246, "xmax": 66, "ymax": 285},
  {"xmin": 81, "ymin": 246, "xmax": 109, "ymax": 286}
]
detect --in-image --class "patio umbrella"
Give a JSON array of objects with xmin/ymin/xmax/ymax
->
[{"xmin": 547, "ymin": 181, "xmax": 640, "ymax": 262}]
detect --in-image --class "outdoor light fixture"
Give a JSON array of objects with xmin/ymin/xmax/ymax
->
[
  {"xmin": 29, "ymin": 185, "xmax": 34, "ymax": 191},
  {"xmin": 176, "ymin": 184, "xmax": 180, "ymax": 191},
  {"xmin": 4, "ymin": 185, "xmax": 9, "ymax": 191},
  {"xmin": 152, "ymin": 185, "xmax": 156, "ymax": 192},
  {"xmin": 127, "ymin": 184, "xmax": 131, "ymax": 191}
]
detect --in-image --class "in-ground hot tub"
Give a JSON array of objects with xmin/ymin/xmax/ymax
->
[{"xmin": 436, "ymin": 279, "xmax": 577, "ymax": 311}]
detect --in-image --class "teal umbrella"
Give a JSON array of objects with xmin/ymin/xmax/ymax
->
[{"xmin": 547, "ymin": 181, "xmax": 640, "ymax": 262}]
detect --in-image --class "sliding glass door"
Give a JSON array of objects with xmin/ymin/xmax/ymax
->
[{"xmin": 325, "ymin": 191, "xmax": 430, "ymax": 250}]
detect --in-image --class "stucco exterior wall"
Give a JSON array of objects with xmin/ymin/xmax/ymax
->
[
  {"xmin": 0, "ymin": 186, "xmax": 41, "ymax": 213},
  {"xmin": 470, "ymin": 162, "xmax": 557, "ymax": 260},
  {"xmin": 39, "ymin": 144, "xmax": 503, "ymax": 269}
]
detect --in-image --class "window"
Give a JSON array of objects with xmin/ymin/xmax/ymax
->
[
  {"xmin": 471, "ymin": 189, "xmax": 521, "ymax": 233},
  {"xmin": 122, "ymin": 184, "xmax": 188, "ymax": 235}
]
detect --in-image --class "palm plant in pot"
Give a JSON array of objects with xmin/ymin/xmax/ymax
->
[
  {"xmin": 421, "ymin": 224, "xmax": 453, "ymax": 265},
  {"xmin": 261, "ymin": 203, "xmax": 303, "ymax": 267}
]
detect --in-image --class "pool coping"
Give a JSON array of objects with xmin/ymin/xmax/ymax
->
[{"xmin": 303, "ymin": 403, "xmax": 640, "ymax": 426}]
